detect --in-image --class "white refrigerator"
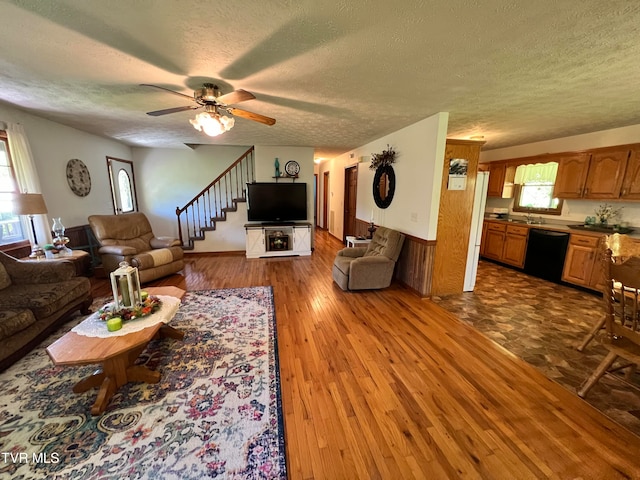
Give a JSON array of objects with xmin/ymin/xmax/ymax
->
[{"xmin": 463, "ymin": 171, "xmax": 489, "ymax": 291}]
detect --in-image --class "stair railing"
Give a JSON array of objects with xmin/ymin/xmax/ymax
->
[{"xmin": 176, "ymin": 146, "xmax": 255, "ymax": 248}]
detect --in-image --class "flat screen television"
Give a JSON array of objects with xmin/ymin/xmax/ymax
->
[{"xmin": 246, "ymin": 182, "xmax": 307, "ymax": 222}]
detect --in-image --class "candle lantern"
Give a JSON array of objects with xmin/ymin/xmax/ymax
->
[{"xmin": 109, "ymin": 261, "xmax": 142, "ymax": 309}]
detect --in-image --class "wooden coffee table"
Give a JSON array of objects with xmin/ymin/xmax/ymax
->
[{"xmin": 46, "ymin": 286, "xmax": 186, "ymax": 415}]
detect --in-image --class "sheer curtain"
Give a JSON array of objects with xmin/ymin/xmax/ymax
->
[
  {"xmin": 514, "ymin": 162, "xmax": 558, "ymax": 184},
  {"xmin": 6, "ymin": 123, "xmax": 51, "ymax": 245}
]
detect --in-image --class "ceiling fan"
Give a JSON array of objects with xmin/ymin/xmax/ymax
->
[{"xmin": 141, "ymin": 83, "xmax": 276, "ymax": 135}]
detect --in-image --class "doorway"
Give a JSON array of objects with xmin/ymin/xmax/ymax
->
[
  {"xmin": 343, "ymin": 166, "xmax": 357, "ymax": 240},
  {"xmin": 107, "ymin": 157, "xmax": 138, "ymax": 214},
  {"xmin": 314, "ymin": 173, "xmax": 318, "ymax": 228},
  {"xmin": 323, "ymin": 172, "xmax": 330, "ymax": 230}
]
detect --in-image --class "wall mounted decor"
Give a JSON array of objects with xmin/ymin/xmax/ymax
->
[
  {"xmin": 66, "ymin": 158, "xmax": 91, "ymax": 197},
  {"xmin": 285, "ymin": 160, "xmax": 300, "ymax": 176},
  {"xmin": 373, "ymin": 164, "xmax": 396, "ymax": 209},
  {"xmin": 371, "ymin": 145, "xmax": 397, "ymax": 209}
]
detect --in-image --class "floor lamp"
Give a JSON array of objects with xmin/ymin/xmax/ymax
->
[{"xmin": 11, "ymin": 193, "xmax": 48, "ymax": 258}]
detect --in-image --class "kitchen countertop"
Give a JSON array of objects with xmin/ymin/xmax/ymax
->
[{"xmin": 483, "ymin": 217, "xmax": 640, "ymax": 238}]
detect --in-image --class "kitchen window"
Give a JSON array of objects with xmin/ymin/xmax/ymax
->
[
  {"xmin": 0, "ymin": 131, "xmax": 26, "ymax": 246},
  {"xmin": 512, "ymin": 162, "xmax": 563, "ymax": 215}
]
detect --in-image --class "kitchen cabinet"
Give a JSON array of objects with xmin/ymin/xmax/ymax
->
[
  {"xmin": 561, "ymin": 233, "xmax": 601, "ymax": 289},
  {"xmin": 583, "ymin": 147, "xmax": 630, "ymax": 199},
  {"xmin": 486, "ymin": 162, "xmax": 516, "ymax": 198},
  {"xmin": 554, "ymin": 147, "xmax": 631, "ymax": 200},
  {"xmin": 553, "ymin": 153, "xmax": 591, "ymax": 198},
  {"xmin": 483, "ymin": 222, "xmax": 506, "ymax": 260},
  {"xmin": 620, "ymin": 148, "xmax": 640, "ymax": 200},
  {"xmin": 487, "ymin": 163, "xmax": 506, "ymax": 197},
  {"xmin": 480, "ymin": 221, "xmax": 488, "ymax": 256},
  {"xmin": 502, "ymin": 224, "xmax": 528, "ymax": 268},
  {"xmin": 481, "ymin": 221, "xmax": 528, "ymax": 267}
]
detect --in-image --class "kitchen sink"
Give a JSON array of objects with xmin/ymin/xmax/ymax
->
[{"xmin": 507, "ymin": 218, "xmax": 544, "ymax": 225}]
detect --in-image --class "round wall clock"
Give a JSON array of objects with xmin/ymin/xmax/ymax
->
[
  {"xmin": 285, "ymin": 160, "xmax": 300, "ymax": 176},
  {"xmin": 66, "ymin": 158, "xmax": 91, "ymax": 197}
]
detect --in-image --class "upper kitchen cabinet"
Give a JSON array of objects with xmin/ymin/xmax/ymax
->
[
  {"xmin": 553, "ymin": 146, "xmax": 634, "ymax": 199},
  {"xmin": 486, "ymin": 161, "xmax": 516, "ymax": 197},
  {"xmin": 583, "ymin": 146, "xmax": 630, "ymax": 199},
  {"xmin": 487, "ymin": 162, "xmax": 506, "ymax": 197},
  {"xmin": 620, "ymin": 147, "xmax": 640, "ymax": 200},
  {"xmin": 553, "ymin": 153, "xmax": 591, "ymax": 198}
]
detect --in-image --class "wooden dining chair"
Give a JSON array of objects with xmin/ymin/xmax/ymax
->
[
  {"xmin": 577, "ymin": 234, "xmax": 640, "ymax": 352},
  {"xmin": 578, "ymin": 246, "xmax": 640, "ymax": 398}
]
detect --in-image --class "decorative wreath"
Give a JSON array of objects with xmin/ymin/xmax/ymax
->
[
  {"xmin": 370, "ymin": 144, "xmax": 397, "ymax": 170},
  {"xmin": 98, "ymin": 296, "xmax": 162, "ymax": 322}
]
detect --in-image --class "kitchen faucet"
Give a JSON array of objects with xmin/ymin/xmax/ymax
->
[{"xmin": 526, "ymin": 211, "xmax": 534, "ymax": 224}]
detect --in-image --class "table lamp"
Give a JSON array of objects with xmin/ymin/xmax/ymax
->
[{"xmin": 11, "ymin": 193, "xmax": 48, "ymax": 258}]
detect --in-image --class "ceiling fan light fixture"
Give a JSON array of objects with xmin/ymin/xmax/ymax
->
[{"xmin": 189, "ymin": 111, "xmax": 235, "ymax": 137}]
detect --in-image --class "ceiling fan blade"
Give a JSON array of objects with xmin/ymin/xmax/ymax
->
[
  {"xmin": 140, "ymin": 84, "xmax": 194, "ymax": 100},
  {"xmin": 227, "ymin": 107, "xmax": 276, "ymax": 125},
  {"xmin": 216, "ymin": 89, "xmax": 255, "ymax": 105},
  {"xmin": 146, "ymin": 105, "xmax": 199, "ymax": 116}
]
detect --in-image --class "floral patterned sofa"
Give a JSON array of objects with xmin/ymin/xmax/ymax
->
[{"xmin": 0, "ymin": 251, "xmax": 92, "ymax": 371}]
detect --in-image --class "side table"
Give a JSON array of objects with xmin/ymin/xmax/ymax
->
[
  {"xmin": 345, "ymin": 236, "xmax": 372, "ymax": 248},
  {"xmin": 21, "ymin": 249, "xmax": 90, "ymax": 276}
]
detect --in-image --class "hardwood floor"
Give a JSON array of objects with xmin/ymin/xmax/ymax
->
[{"xmin": 91, "ymin": 231, "xmax": 640, "ymax": 479}]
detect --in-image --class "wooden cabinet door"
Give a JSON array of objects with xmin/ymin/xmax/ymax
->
[
  {"xmin": 483, "ymin": 229, "xmax": 505, "ymax": 260},
  {"xmin": 553, "ymin": 153, "xmax": 591, "ymax": 198},
  {"xmin": 562, "ymin": 234, "xmax": 600, "ymax": 287},
  {"xmin": 583, "ymin": 148, "xmax": 629, "ymax": 199},
  {"xmin": 562, "ymin": 243, "xmax": 596, "ymax": 286},
  {"xmin": 487, "ymin": 163, "xmax": 506, "ymax": 197},
  {"xmin": 620, "ymin": 148, "xmax": 640, "ymax": 200},
  {"xmin": 502, "ymin": 232, "xmax": 528, "ymax": 267}
]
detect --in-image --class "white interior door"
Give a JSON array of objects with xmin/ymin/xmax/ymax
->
[{"xmin": 107, "ymin": 157, "xmax": 138, "ymax": 214}]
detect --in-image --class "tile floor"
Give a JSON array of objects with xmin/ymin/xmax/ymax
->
[{"xmin": 433, "ymin": 260, "xmax": 640, "ymax": 438}]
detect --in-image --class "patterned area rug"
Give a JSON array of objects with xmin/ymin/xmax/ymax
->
[{"xmin": 0, "ymin": 287, "xmax": 287, "ymax": 479}]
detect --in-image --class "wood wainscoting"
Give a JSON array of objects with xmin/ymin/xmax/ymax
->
[
  {"xmin": 354, "ymin": 218, "xmax": 436, "ymax": 296},
  {"xmin": 0, "ymin": 239, "xmax": 31, "ymax": 259}
]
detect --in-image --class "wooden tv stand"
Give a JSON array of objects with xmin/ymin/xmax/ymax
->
[{"xmin": 244, "ymin": 223, "xmax": 312, "ymax": 258}]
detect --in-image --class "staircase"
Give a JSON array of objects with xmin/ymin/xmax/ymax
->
[{"xmin": 176, "ymin": 146, "xmax": 255, "ymax": 249}]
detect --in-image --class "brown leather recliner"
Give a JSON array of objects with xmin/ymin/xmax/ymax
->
[{"xmin": 88, "ymin": 213, "xmax": 184, "ymax": 283}]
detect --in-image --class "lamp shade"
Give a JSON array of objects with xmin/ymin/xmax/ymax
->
[{"xmin": 10, "ymin": 193, "xmax": 48, "ymax": 215}]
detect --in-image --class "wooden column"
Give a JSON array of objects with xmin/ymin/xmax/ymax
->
[{"xmin": 431, "ymin": 139, "xmax": 485, "ymax": 296}]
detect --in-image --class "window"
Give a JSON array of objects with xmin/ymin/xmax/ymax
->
[
  {"xmin": 117, "ymin": 169, "xmax": 134, "ymax": 213},
  {"xmin": 0, "ymin": 132, "xmax": 25, "ymax": 246},
  {"xmin": 512, "ymin": 162, "xmax": 563, "ymax": 215}
]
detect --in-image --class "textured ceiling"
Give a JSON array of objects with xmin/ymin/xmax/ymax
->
[{"xmin": 1, "ymin": 0, "xmax": 640, "ymax": 159}]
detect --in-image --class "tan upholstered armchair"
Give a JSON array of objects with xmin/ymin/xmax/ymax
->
[
  {"xmin": 88, "ymin": 213, "xmax": 184, "ymax": 283},
  {"xmin": 332, "ymin": 226, "xmax": 405, "ymax": 291}
]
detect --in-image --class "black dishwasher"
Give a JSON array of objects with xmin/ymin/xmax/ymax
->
[{"xmin": 523, "ymin": 229, "xmax": 570, "ymax": 283}]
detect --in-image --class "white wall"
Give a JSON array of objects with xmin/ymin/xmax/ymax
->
[
  {"xmin": 254, "ymin": 145, "xmax": 315, "ymax": 227},
  {"xmin": 481, "ymin": 125, "xmax": 640, "ymax": 226},
  {"xmin": 132, "ymin": 144, "xmax": 315, "ymax": 251},
  {"xmin": 0, "ymin": 103, "xmax": 132, "ymax": 231},
  {"xmin": 318, "ymin": 113, "xmax": 449, "ymax": 241},
  {"xmin": 132, "ymin": 145, "xmax": 251, "ymax": 238}
]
